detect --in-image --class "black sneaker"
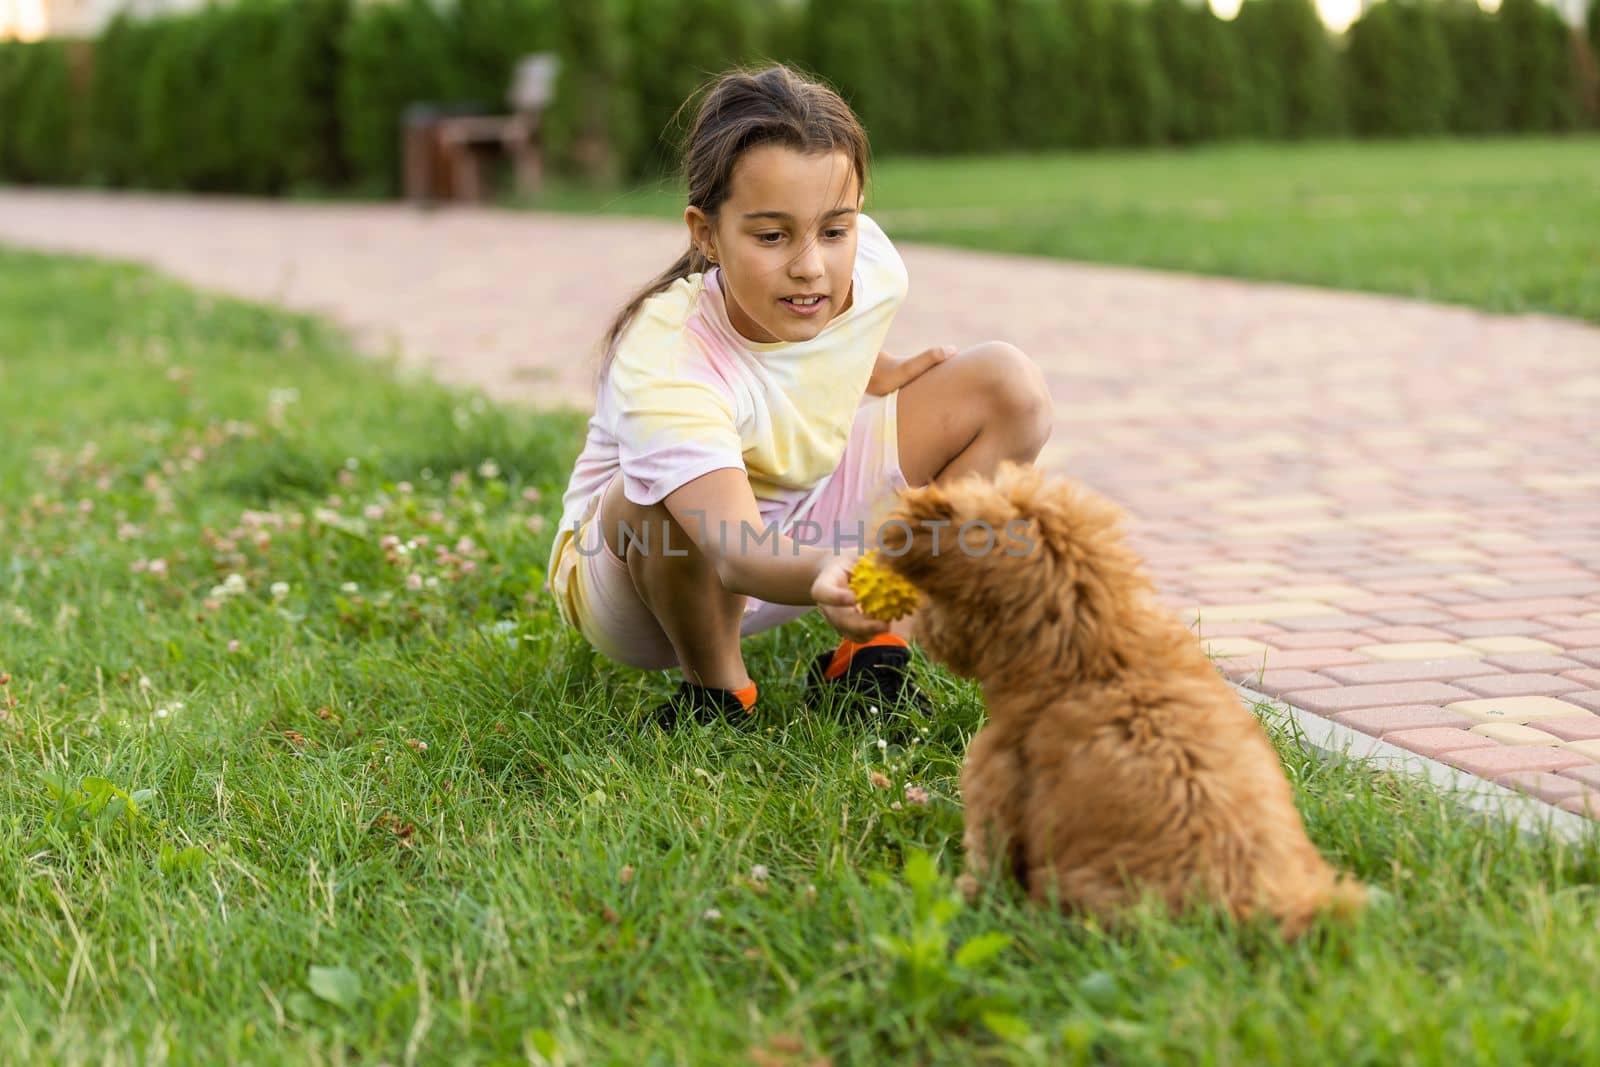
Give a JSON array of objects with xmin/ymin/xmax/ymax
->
[
  {"xmin": 652, "ymin": 680, "xmax": 759, "ymax": 729},
  {"xmin": 803, "ymin": 635, "xmax": 930, "ymax": 715}
]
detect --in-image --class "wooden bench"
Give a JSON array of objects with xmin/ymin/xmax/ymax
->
[{"xmin": 402, "ymin": 53, "xmax": 559, "ymax": 206}]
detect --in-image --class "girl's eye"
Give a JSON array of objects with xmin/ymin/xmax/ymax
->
[{"xmin": 755, "ymin": 228, "xmax": 850, "ymax": 245}]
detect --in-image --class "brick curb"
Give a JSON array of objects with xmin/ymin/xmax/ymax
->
[{"xmin": 1237, "ymin": 683, "xmax": 1599, "ymax": 844}]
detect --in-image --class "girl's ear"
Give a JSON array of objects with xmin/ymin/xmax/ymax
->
[{"xmin": 684, "ymin": 206, "xmax": 715, "ymax": 256}]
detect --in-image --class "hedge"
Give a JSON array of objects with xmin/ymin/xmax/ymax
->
[
  {"xmin": 0, "ymin": 0, "xmax": 1595, "ymax": 194},
  {"xmin": 0, "ymin": 38, "xmax": 84, "ymax": 183},
  {"xmin": 78, "ymin": 0, "xmax": 350, "ymax": 194},
  {"xmin": 1500, "ymin": 0, "xmax": 1581, "ymax": 131},
  {"xmin": 1346, "ymin": 0, "xmax": 1456, "ymax": 135},
  {"xmin": 1147, "ymin": 0, "xmax": 1248, "ymax": 144}
]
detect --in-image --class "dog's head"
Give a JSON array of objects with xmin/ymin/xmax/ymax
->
[{"xmin": 878, "ymin": 461, "xmax": 1153, "ymax": 681}]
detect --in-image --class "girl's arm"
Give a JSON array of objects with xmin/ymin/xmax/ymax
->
[{"xmin": 662, "ymin": 468, "xmax": 885, "ymax": 639}]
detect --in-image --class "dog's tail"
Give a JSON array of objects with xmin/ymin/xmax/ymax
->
[
  {"xmin": 1276, "ymin": 874, "xmax": 1369, "ymax": 939},
  {"xmin": 1321, "ymin": 875, "xmax": 1369, "ymax": 921}
]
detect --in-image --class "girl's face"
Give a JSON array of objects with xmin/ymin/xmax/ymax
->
[{"xmin": 686, "ymin": 145, "xmax": 863, "ymax": 345}]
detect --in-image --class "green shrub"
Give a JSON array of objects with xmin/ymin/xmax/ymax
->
[
  {"xmin": 274, "ymin": 0, "xmax": 353, "ymax": 191},
  {"xmin": 801, "ymin": 0, "xmax": 925, "ymax": 154},
  {"xmin": 1234, "ymin": 0, "xmax": 1345, "ymax": 138},
  {"xmin": 623, "ymin": 0, "xmax": 771, "ymax": 179},
  {"xmin": 1435, "ymin": 0, "xmax": 1510, "ymax": 134},
  {"xmin": 541, "ymin": 0, "xmax": 640, "ymax": 183},
  {"xmin": 913, "ymin": 0, "xmax": 1007, "ymax": 153},
  {"xmin": 1345, "ymin": 0, "xmax": 1456, "ymax": 136},
  {"xmin": 0, "ymin": 45, "xmax": 19, "ymax": 176},
  {"xmin": 82, "ymin": 0, "xmax": 349, "ymax": 193},
  {"xmin": 1147, "ymin": 0, "xmax": 1246, "ymax": 143},
  {"xmin": 0, "ymin": 39, "xmax": 84, "ymax": 183},
  {"xmin": 132, "ymin": 13, "xmax": 212, "ymax": 189},
  {"xmin": 1581, "ymin": 0, "xmax": 1600, "ymax": 126},
  {"xmin": 990, "ymin": 0, "xmax": 1080, "ymax": 150},
  {"xmin": 3, "ymin": 0, "xmax": 1594, "ymax": 196},
  {"xmin": 339, "ymin": 0, "xmax": 460, "ymax": 194},
  {"xmin": 1058, "ymin": 0, "xmax": 1171, "ymax": 146},
  {"xmin": 1500, "ymin": 0, "xmax": 1579, "ymax": 131},
  {"xmin": 85, "ymin": 15, "xmax": 155, "ymax": 185}
]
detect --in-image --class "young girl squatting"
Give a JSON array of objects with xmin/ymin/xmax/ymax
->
[{"xmin": 546, "ymin": 66, "xmax": 1052, "ymax": 724}]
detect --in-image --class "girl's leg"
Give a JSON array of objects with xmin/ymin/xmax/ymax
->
[
  {"xmin": 596, "ymin": 473, "xmax": 753, "ymax": 691},
  {"xmin": 887, "ymin": 340, "xmax": 1053, "ymax": 642},
  {"xmin": 895, "ymin": 340, "xmax": 1054, "ymax": 488}
]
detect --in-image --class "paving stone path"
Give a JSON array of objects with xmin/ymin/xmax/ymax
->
[{"xmin": 5, "ymin": 188, "xmax": 1599, "ymax": 826}]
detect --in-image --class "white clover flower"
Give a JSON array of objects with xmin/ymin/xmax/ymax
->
[
  {"xmin": 271, "ymin": 581, "xmax": 290, "ymax": 600},
  {"xmin": 340, "ymin": 581, "xmax": 359, "ymax": 594},
  {"xmin": 750, "ymin": 864, "xmax": 769, "ymax": 882},
  {"xmin": 701, "ymin": 908, "xmax": 722, "ymax": 921},
  {"xmin": 477, "ymin": 459, "xmax": 500, "ymax": 479},
  {"xmin": 222, "ymin": 573, "xmax": 247, "ymax": 595},
  {"xmin": 876, "ymin": 738, "xmax": 888, "ymax": 751}
]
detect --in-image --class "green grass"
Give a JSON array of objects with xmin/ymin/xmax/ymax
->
[
  {"xmin": 4, "ymin": 245, "xmax": 1600, "ymax": 1064},
  {"xmin": 524, "ymin": 136, "xmax": 1600, "ymax": 324}
]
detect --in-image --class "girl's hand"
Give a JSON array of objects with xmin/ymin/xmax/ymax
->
[
  {"xmin": 811, "ymin": 555, "xmax": 889, "ymax": 641},
  {"xmin": 865, "ymin": 346, "xmax": 955, "ymax": 396}
]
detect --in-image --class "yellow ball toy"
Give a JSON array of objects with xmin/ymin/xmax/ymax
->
[{"xmin": 848, "ymin": 552, "xmax": 920, "ymax": 622}]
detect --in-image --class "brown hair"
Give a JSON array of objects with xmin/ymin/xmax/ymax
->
[{"xmin": 595, "ymin": 64, "xmax": 871, "ymax": 384}]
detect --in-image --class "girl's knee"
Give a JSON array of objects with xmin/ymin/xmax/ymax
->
[{"xmin": 967, "ymin": 341, "xmax": 1053, "ymax": 446}]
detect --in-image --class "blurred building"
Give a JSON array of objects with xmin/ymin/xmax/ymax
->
[{"xmin": 2, "ymin": 0, "xmax": 203, "ymax": 41}]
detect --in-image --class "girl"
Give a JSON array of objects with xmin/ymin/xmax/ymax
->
[{"xmin": 546, "ymin": 65, "xmax": 1052, "ymax": 726}]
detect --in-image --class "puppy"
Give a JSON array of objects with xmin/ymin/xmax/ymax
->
[{"xmin": 880, "ymin": 462, "xmax": 1364, "ymax": 938}]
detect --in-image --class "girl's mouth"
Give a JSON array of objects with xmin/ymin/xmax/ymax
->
[{"xmin": 781, "ymin": 295, "xmax": 826, "ymax": 317}]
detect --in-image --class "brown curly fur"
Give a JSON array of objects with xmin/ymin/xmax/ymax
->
[{"xmin": 880, "ymin": 461, "xmax": 1364, "ymax": 938}]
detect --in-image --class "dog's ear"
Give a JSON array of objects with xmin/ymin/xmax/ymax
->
[
  {"xmin": 1016, "ymin": 472, "xmax": 1151, "ymax": 676},
  {"xmin": 897, "ymin": 481, "xmax": 958, "ymax": 529},
  {"xmin": 878, "ymin": 482, "xmax": 957, "ymax": 580}
]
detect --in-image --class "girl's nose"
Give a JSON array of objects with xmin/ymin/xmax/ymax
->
[{"xmin": 790, "ymin": 238, "xmax": 825, "ymax": 278}]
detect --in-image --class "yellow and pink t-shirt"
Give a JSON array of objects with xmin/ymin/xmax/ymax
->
[{"xmin": 546, "ymin": 212, "xmax": 909, "ymax": 606}]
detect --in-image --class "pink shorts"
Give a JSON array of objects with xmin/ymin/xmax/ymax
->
[{"xmin": 551, "ymin": 390, "xmax": 909, "ymax": 670}]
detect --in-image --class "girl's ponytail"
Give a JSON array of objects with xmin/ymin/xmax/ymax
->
[{"xmin": 594, "ymin": 245, "xmax": 713, "ymax": 390}]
